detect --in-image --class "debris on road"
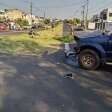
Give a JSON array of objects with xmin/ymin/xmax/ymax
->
[{"xmin": 64, "ymin": 73, "xmax": 74, "ymax": 79}]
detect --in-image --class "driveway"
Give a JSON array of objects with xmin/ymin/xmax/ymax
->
[{"xmin": 0, "ymin": 49, "xmax": 111, "ymax": 112}]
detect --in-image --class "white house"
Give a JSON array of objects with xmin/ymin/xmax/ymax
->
[
  {"xmin": 100, "ymin": 8, "xmax": 112, "ymax": 22},
  {"xmin": 92, "ymin": 8, "xmax": 112, "ymax": 31}
]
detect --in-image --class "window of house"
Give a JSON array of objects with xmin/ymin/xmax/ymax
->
[
  {"xmin": 103, "ymin": 13, "xmax": 107, "ymax": 20},
  {"xmin": 109, "ymin": 13, "xmax": 112, "ymax": 17}
]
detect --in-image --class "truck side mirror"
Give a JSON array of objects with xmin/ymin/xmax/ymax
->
[
  {"xmin": 102, "ymin": 32, "xmax": 105, "ymax": 35},
  {"xmin": 74, "ymin": 35, "xmax": 79, "ymax": 41}
]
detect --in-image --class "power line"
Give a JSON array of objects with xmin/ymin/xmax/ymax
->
[
  {"xmin": 23, "ymin": 0, "xmax": 83, "ymax": 9},
  {"xmin": 0, "ymin": 0, "xmax": 84, "ymax": 18},
  {"xmin": 0, "ymin": 1, "xmax": 27, "ymax": 12},
  {"xmin": 68, "ymin": 5, "xmax": 82, "ymax": 19},
  {"xmin": 89, "ymin": 1, "xmax": 112, "ymax": 15},
  {"xmin": 40, "ymin": 2, "xmax": 82, "ymax": 9},
  {"xmin": 22, "ymin": 0, "xmax": 84, "ymax": 18}
]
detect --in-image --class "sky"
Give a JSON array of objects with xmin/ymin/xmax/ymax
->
[{"xmin": 0, "ymin": 0, "xmax": 112, "ymax": 19}]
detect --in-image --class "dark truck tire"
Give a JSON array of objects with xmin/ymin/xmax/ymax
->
[{"xmin": 78, "ymin": 49, "xmax": 101, "ymax": 70}]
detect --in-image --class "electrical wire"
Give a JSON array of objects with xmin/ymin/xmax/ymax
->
[
  {"xmin": 23, "ymin": 0, "xmax": 83, "ymax": 9},
  {"xmin": 89, "ymin": 0, "xmax": 112, "ymax": 15}
]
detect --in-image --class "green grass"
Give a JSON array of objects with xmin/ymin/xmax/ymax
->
[
  {"xmin": 0, "ymin": 24, "xmax": 63, "ymax": 55},
  {"xmin": 55, "ymin": 36, "xmax": 74, "ymax": 43},
  {"xmin": 0, "ymin": 34, "xmax": 44, "ymax": 55},
  {"xmin": 0, "ymin": 24, "xmax": 74, "ymax": 55}
]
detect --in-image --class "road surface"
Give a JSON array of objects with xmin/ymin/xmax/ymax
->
[
  {"xmin": 0, "ymin": 31, "xmax": 27, "ymax": 36},
  {"xmin": 0, "ymin": 30, "xmax": 111, "ymax": 112},
  {"xmin": 0, "ymin": 47, "xmax": 111, "ymax": 112}
]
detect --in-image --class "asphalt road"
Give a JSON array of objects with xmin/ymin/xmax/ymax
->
[
  {"xmin": 0, "ymin": 30, "xmax": 111, "ymax": 112},
  {"xmin": 0, "ymin": 48, "xmax": 111, "ymax": 112},
  {"xmin": 0, "ymin": 31, "xmax": 26, "ymax": 36}
]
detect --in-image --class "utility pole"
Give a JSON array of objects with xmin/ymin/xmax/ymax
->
[
  {"xmin": 82, "ymin": 5, "xmax": 85, "ymax": 28},
  {"xmin": 44, "ymin": 10, "xmax": 46, "ymax": 20},
  {"xmin": 30, "ymin": 0, "xmax": 33, "ymax": 26},
  {"xmin": 85, "ymin": 0, "xmax": 89, "ymax": 29}
]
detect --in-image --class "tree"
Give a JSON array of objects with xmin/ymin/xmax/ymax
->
[
  {"xmin": 0, "ymin": 18, "xmax": 6, "ymax": 23},
  {"xmin": 73, "ymin": 18, "xmax": 81, "ymax": 25},
  {"xmin": 63, "ymin": 19, "xmax": 73, "ymax": 24},
  {"xmin": 44, "ymin": 18, "xmax": 50, "ymax": 24},
  {"xmin": 63, "ymin": 18, "xmax": 81, "ymax": 25},
  {"xmin": 16, "ymin": 19, "xmax": 29, "ymax": 27}
]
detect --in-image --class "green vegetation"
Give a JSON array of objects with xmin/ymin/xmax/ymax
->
[
  {"xmin": 0, "ymin": 24, "xmax": 63, "ymax": 55},
  {"xmin": 0, "ymin": 33, "xmax": 62, "ymax": 55},
  {"xmin": 16, "ymin": 18, "xmax": 29, "ymax": 27},
  {"xmin": 56, "ymin": 36, "xmax": 74, "ymax": 43},
  {"xmin": 0, "ymin": 23, "xmax": 74, "ymax": 55},
  {"xmin": 44, "ymin": 18, "xmax": 50, "ymax": 24},
  {"xmin": 64, "ymin": 18, "xmax": 81, "ymax": 25},
  {"xmin": 0, "ymin": 18, "xmax": 6, "ymax": 23},
  {"xmin": 0, "ymin": 35, "xmax": 42, "ymax": 55}
]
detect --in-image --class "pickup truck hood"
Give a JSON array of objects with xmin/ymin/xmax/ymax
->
[{"xmin": 78, "ymin": 35, "xmax": 106, "ymax": 43}]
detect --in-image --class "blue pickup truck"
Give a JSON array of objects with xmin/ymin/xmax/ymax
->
[{"xmin": 74, "ymin": 32, "xmax": 112, "ymax": 70}]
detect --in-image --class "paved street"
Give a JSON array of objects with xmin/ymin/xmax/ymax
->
[
  {"xmin": 0, "ymin": 31, "xmax": 26, "ymax": 36},
  {"xmin": 0, "ymin": 0, "xmax": 112, "ymax": 111},
  {"xmin": 0, "ymin": 48, "xmax": 111, "ymax": 112}
]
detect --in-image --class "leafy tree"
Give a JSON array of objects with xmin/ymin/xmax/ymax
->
[
  {"xmin": 73, "ymin": 18, "xmax": 80, "ymax": 25},
  {"xmin": 44, "ymin": 18, "xmax": 50, "ymax": 24},
  {"xmin": 63, "ymin": 19, "xmax": 72, "ymax": 24},
  {"xmin": 16, "ymin": 19, "xmax": 29, "ymax": 27},
  {"xmin": 63, "ymin": 18, "xmax": 81, "ymax": 25},
  {"xmin": 0, "ymin": 18, "xmax": 6, "ymax": 23},
  {"xmin": 4, "ymin": 9, "xmax": 8, "ymax": 12}
]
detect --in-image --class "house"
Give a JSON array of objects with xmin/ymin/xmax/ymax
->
[
  {"xmin": 99, "ymin": 8, "xmax": 112, "ymax": 31},
  {"xmin": 91, "ymin": 8, "xmax": 112, "ymax": 31},
  {"xmin": 5, "ymin": 9, "xmax": 24, "ymax": 20},
  {"xmin": 92, "ymin": 14, "xmax": 100, "ymax": 22},
  {"xmin": 92, "ymin": 14, "xmax": 100, "ymax": 30},
  {"xmin": 100, "ymin": 8, "xmax": 112, "ymax": 22},
  {"xmin": 23, "ymin": 14, "xmax": 37, "ymax": 25},
  {"xmin": 0, "ymin": 10, "xmax": 6, "ymax": 19},
  {"xmin": 0, "ymin": 8, "xmax": 45, "ymax": 26}
]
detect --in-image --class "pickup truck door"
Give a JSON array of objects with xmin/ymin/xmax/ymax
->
[
  {"xmin": 108, "ymin": 36, "xmax": 112, "ymax": 61},
  {"xmin": 106, "ymin": 35, "xmax": 112, "ymax": 61},
  {"xmin": 100, "ymin": 35, "xmax": 112, "ymax": 61}
]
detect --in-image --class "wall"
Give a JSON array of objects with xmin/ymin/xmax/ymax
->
[
  {"xmin": 6, "ymin": 9, "xmax": 23, "ymax": 20},
  {"xmin": 63, "ymin": 22, "xmax": 72, "ymax": 36}
]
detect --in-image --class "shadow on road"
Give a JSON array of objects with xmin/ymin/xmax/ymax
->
[
  {"xmin": 0, "ymin": 49, "xmax": 111, "ymax": 112},
  {"xmin": 100, "ymin": 64, "xmax": 112, "ymax": 73}
]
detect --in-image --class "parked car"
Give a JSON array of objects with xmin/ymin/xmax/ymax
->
[
  {"xmin": 74, "ymin": 32, "xmax": 112, "ymax": 70},
  {"xmin": 0, "ymin": 23, "xmax": 7, "ymax": 31}
]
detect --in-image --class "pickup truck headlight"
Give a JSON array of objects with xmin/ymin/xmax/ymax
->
[{"xmin": 74, "ymin": 43, "xmax": 80, "ymax": 54}]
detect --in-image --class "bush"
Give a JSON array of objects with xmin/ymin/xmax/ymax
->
[
  {"xmin": 16, "ymin": 19, "xmax": 29, "ymax": 27},
  {"xmin": 56, "ymin": 36, "xmax": 74, "ymax": 43},
  {"xmin": 44, "ymin": 19, "xmax": 50, "ymax": 24},
  {"xmin": 63, "ymin": 18, "xmax": 81, "ymax": 25}
]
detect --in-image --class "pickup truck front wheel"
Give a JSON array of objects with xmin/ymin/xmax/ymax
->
[{"xmin": 78, "ymin": 49, "xmax": 101, "ymax": 70}]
